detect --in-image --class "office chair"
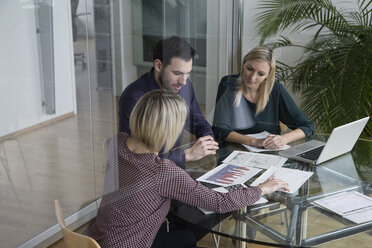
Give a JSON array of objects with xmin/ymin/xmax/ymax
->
[{"xmin": 55, "ymin": 199, "xmax": 101, "ymax": 248}]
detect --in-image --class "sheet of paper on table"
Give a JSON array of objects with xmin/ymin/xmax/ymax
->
[
  {"xmin": 242, "ymin": 131, "xmax": 291, "ymax": 152},
  {"xmin": 250, "ymin": 166, "xmax": 314, "ymax": 194},
  {"xmin": 313, "ymin": 191, "xmax": 372, "ymax": 224},
  {"xmin": 343, "ymin": 207, "xmax": 372, "ymax": 224},
  {"xmin": 196, "ymin": 163, "xmax": 262, "ymax": 187},
  {"xmin": 223, "ymin": 150, "xmax": 287, "ymax": 169},
  {"xmin": 199, "ymin": 185, "xmax": 268, "ymax": 214}
]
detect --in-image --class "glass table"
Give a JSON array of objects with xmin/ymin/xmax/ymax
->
[{"xmin": 175, "ymin": 135, "xmax": 372, "ymax": 247}]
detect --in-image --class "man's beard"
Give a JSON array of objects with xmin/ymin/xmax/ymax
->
[{"xmin": 160, "ymin": 72, "xmax": 178, "ymax": 93}]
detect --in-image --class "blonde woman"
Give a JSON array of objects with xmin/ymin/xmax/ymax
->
[
  {"xmin": 85, "ymin": 89, "xmax": 289, "ymax": 248},
  {"xmin": 213, "ymin": 46, "xmax": 314, "ymax": 149}
]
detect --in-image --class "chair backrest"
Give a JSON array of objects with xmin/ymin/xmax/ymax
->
[{"xmin": 54, "ymin": 200, "xmax": 101, "ymax": 248}]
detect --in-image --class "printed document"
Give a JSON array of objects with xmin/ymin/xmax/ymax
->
[
  {"xmin": 343, "ymin": 207, "xmax": 372, "ymax": 224},
  {"xmin": 313, "ymin": 191, "xmax": 372, "ymax": 223},
  {"xmin": 251, "ymin": 166, "xmax": 313, "ymax": 194},
  {"xmin": 223, "ymin": 150, "xmax": 287, "ymax": 169},
  {"xmin": 196, "ymin": 163, "xmax": 261, "ymax": 187},
  {"xmin": 242, "ymin": 131, "xmax": 291, "ymax": 152}
]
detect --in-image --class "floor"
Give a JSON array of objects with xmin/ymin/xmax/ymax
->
[
  {"xmin": 48, "ymin": 207, "xmax": 372, "ymax": 248},
  {"xmin": 49, "ymin": 223, "xmax": 275, "ymax": 248}
]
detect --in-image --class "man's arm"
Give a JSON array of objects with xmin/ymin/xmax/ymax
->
[
  {"xmin": 158, "ymin": 149, "xmax": 186, "ymax": 169},
  {"xmin": 183, "ymin": 82, "xmax": 214, "ymax": 138},
  {"xmin": 118, "ymin": 90, "xmax": 138, "ymax": 134},
  {"xmin": 181, "ymin": 81, "xmax": 219, "ymax": 162}
]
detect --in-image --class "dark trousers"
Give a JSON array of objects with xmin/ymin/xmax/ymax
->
[
  {"xmin": 166, "ymin": 210, "xmax": 210, "ymax": 241},
  {"xmin": 166, "ymin": 200, "xmax": 215, "ymax": 241},
  {"xmin": 151, "ymin": 222, "xmax": 197, "ymax": 248}
]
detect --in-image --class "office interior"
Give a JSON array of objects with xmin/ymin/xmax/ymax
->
[{"xmin": 0, "ymin": 0, "xmax": 370, "ymax": 247}]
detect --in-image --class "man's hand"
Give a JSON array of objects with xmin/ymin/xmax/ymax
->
[{"xmin": 184, "ymin": 135, "xmax": 219, "ymax": 161}]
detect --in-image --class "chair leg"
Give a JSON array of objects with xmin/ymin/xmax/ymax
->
[
  {"xmin": 0, "ymin": 157, "xmax": 11, "ymax": 182},
  {"xmin": 212, "ymin": 222, "xmax": 222, "ymax": 248},
  {"xmin": 166, "ymin": 218, "xmax": 170, "ymax": 232},
  {"xmin": 1, "ymin": 138, "xmax": 32, "ymax": 187},
  {"xmin": 0, "ymin": 157, "xmax": 21, "ymax": 207},
  {"xmin": 0, "ymin": 142, "xmax": 10, "ymax": 172}
]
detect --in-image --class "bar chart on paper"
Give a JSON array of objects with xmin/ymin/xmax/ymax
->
[{"xmin": 197, "ymin": 163, "xmax": 262, "ymax": 187}]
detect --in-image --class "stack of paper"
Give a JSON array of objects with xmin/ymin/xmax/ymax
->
[
  {"xmin": 250, "ymin": 166, "xmax": 314, "ymax": 194},
  {"xmin": 196, "ymin": 150, "xmax": 315, "ymax": 214},
  {"xmin": 223, "ymin": 150, "xmax": 287, "ymax": 169},
  {"xmin": 197, "ymin": 153, "xmax": 310, "ymax": 192},
  {"xmin": 313, "ymin": 191, "xmax": 372, "ymax": 224}
]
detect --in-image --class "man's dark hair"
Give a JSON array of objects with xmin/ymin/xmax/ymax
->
[{"xmin": 153, "ymin": 36, "xmax": 195, "ymax": 68}]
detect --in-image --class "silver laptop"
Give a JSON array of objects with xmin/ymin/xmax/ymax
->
[{"xmin": 279, "ymin": 117, "xmax": 369, "ymax": 165}]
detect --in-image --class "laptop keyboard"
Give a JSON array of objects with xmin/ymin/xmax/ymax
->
[{"xmin": 298, "ymin": 145, "xmax": 325, "ymax": 161}]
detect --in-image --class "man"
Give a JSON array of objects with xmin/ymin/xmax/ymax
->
[{"xmin": 119, "ymin": 36, "xmax": 218, "ymax": 168}]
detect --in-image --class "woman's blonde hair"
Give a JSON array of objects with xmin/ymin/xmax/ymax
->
[
  {"xmin": 234, "ymin": 46, "xmax": 276, "ymax": 114},
  {"xmin": 129, "ymin": 89, "xmax": 188, "ymax": 153}
]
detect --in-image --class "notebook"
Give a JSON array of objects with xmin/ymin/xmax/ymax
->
[{"xmin": 279, "ymin": 117, "xmax": 369, "ymax": 165}]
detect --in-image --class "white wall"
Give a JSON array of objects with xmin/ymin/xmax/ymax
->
[
  {"xmin": 0, "ymin": 0, "xmax": 76, "ymax": 137},
  {"xmin": 119, "ymin": 0, "xmax": 138, "ymax": 94},
  {"xmin": 54, "ymin": 0, "xmax": 77, "ymax": 115},
  {"xmin": 76, "ymin": 0, "xmax": 95, "ymax": 37},
  {"xmin": 206, "ymin": 0, "xmax": 232, "ymax": 115},
  {"xmin": 110, "ymin": 0, "xmax": 138, "ymax": 96}
]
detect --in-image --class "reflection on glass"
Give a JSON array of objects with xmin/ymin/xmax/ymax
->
[
  {"xmin": 213, "ymin": 83, "xmax": 256, "ymax": 131},
  {"xmin": 136, "ymin": 0, "xmax": 207, "ymax": 67},
  {"xmin": 0, "ymin": 0, "xmax": 113, "ymax": 247}
]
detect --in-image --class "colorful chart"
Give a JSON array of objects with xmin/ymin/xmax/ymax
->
[
  {"xmin": 205, "ymin": 164, "xmax": 251, "ymax": 185},
  {"xmin": 197, "ymin": 163, "xmax": 262, "ymax": 187}
]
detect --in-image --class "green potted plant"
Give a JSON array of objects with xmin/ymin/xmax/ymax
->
[{"xmin": 255, "ymin": 0, "xmax": 372, "ymax": 138}]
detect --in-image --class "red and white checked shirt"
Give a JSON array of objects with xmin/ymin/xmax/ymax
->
[{"xmin": 85, "ymin": 132, "xmax": 262, "ymax": 248}]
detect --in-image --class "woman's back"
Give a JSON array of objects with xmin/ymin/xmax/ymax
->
[{"xmin": 85, "ymin": 132, "xmax": 172, "ymax": 248}]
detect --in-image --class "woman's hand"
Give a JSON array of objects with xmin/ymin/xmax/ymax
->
[
  {"xmin": 258, "ymin": 177, "xmax": 289, "ymax": 195},
  {"xmin": 262, "ymin": 134, "xmax": 287, "ymax": 149},
  {"xmin": 251, "ymin": 138, "xmax": 265, "ymax": 147}
]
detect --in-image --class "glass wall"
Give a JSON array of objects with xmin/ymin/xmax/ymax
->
[
  {"xmin": 0, "ymin": 0, "xmax": 114, "ymax": 247},
  {"xmin": 1, "ymin": 0, "xmax": 368, "ymax": 247},
  {"xmin": 0, "ymin": 0, "xmax": 236, "ymax": 247}
]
